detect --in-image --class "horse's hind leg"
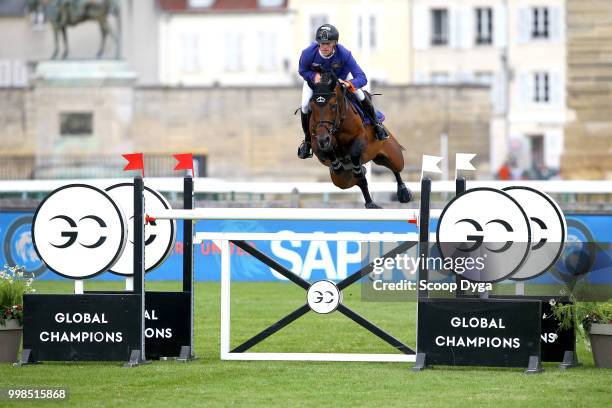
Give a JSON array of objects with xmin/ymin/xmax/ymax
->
[
  {"xmin": 373, "ymin": 153, "xmax": 412, "ymax": 204},
  {"xmin": 393, "ymin": 171, "xmax": 412, "ymax": 203}
]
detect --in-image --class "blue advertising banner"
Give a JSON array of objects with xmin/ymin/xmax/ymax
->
[{"xmin": 1, "ymin": 210, "xmax": 610, "ymax": 283}]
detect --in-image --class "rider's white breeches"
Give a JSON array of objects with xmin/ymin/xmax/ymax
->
[{"xmin": 301, "ymin": 74, "xmax": 365, "ymax": 114}]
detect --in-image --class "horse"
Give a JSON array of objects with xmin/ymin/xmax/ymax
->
[
  {"xmin": 27, "ymin": 0, "xmax": 121, "ymax": 60},
  {"xmin": 308, "ymin": 73, "xmax": 412, "ymax": 209}
]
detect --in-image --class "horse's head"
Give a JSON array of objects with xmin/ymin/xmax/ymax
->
[{"xmin": 310, "ymin": 72, "xmax": 344, "ymax": 152}]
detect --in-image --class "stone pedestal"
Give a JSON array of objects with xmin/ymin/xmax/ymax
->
[{"xmin": 31, "ymin": 60, "xmax": 137, "ymax": 178}]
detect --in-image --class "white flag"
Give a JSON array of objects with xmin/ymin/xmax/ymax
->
[
  {"xmin": 421, "ymin": 155, "xmax": 443, "ymax": 175},
  {"xmin": 456, "ymin": 153, "xmax": 476, "ymax": 171}
]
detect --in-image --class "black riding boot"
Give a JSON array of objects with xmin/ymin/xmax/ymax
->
[
  {"xmin": 360, "ymin": 97, "xmax": 388, "ymax": 140},
  {"xmin": 297, "ymin": 111, "xmax": 313, "ymax": 159}
]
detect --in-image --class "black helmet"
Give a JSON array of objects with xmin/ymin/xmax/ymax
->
[{"xmin": 315, "ymin": 24, "xmax": 339, "ymax": 43}]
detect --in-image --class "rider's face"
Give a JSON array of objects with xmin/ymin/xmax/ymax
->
[{"xmin": 319, "ymin": 42, "xmax": 335, "ymax": 57}]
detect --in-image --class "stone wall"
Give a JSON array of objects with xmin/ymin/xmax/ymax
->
[
  {"xmin": 562, "ymin": 0, "xmax": 612, "ymax": 179},
  {"xmin": 0, "ymin": 85, "xmax": 491, "ymax": 180},
  {"xmin": 130, "ymin": 85, "xmax": 491, "ymax": 180}
]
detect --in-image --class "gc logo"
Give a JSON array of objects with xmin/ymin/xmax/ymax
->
[
  {"xmin": 105, "ymin": 183, "xmax": 176, "ymax": 276},
  {"xmin": 307, "ymin": 280, "xmax": 341, "ymax": 314},
  {"xmin": 49, "ymin": 215, "xmax": 107, "ymax": 248},
  {"xmin": 436, "ymin": 187, "xmax": 566, "ymax": 283},
  {"xmin": 32, "ymin": 184, "xmax": 127, "ymax": 279},
  {"xmin": 436, "ymin": 187, "xmax": 531, "ymax": 283}
]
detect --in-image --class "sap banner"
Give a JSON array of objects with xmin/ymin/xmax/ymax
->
[{"xmin": 1, "ymin": 211, "xmax": 610, "ymax": 283}]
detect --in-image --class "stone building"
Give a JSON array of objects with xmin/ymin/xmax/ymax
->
[{"xmin": 561, "ymin": 0, "xmax": 612, "ymax": 179}]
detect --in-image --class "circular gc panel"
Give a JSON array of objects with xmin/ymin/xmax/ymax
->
[
  {"xmin": 106, "ymin": 183, "xmax": 176, "ymax": 276},
  {"xmin": 436, "ymin": 188, "xmax": 531, "ymax": 283},
  {"xmin": 32, "ymin": 184, "xmax": 127, "ymax": 279},
  {"xmin": 503, "ymin": 186, "xmax": 566, "ymax": 281},
  {"xmin": 307, "ymin": 280, "xmax": 341, "ymax": 314}
]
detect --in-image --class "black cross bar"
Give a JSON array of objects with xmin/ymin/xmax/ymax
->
[
  {"xmin": 232, "ymin": 240, "xmax": 311, "ymax": 290},
  {"xmin": 337, "ymin": 241, "xmax": 418, "ymax": 290},
  {"xmin": 337, "ymin": 304, "xmax": 415, "ymax": 354},
  {"xmin": 231, "ymin": 304, "xmax": 311, "ymax": 353}
]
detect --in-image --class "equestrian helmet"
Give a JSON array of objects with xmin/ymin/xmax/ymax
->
[{"xmin": 316, "ymin": 24, "xmax": 339, "ymax": 43}]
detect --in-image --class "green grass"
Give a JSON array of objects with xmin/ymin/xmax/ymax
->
[{"xmin": 1, "ymin": 280, "xmax": 611, "ymax": 408}]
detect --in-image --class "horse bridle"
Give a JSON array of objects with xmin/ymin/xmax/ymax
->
[{"xmin": 312, "ymin": 85, "xmax": 348, "ymax": 137}]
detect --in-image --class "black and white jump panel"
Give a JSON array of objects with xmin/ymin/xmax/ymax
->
[
  {"xmin": 145, "ymin": 291, "xmax": 191, "ymax": 360},
  {"xmin": 416, "ymin": 298, "xmax": 541, "ymax": 368},
  {"xmin": 22, "ymin": 292, "xmax": 191, "ymax": 362},
  {"xmin": 490, "ymin": 295, "xmax": 575, "ymax": 363},
  {"xmin": 23, "ymin": 293, "xmax": 142, "ymax": 362},
  {"xmin": 22, "ymin": 177, "xmax": 194, "ymax": 365}
]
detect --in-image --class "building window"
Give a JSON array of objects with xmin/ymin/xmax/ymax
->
[
  {"xmin": 224, "ymin": 33, "xmax": 243, "ymax": 72},
  {"xmin": 358, "ymin": 14, "xmax": 377, "ymax": 50},
  {"xmin": 531, "ymin": 7, "xmax": 549, "ymax": 39},
  {"xmin": 475, "ymin": 71, "xmax": 493, "ymax": 85},
  {"xmin": 431, "ymin": 9, "xmax": 449, "ymax": 46},
  {"xmin": 528, "ymin": 134, "xmax": 545, "ymax": 169},
  {"xmin": 180, "ymin": 34, "xmax": 200, "ymax": 72},
  {"xmin": 475, "ymin": 8, "xmax": 493, "ymax": 45},
  {"xmin": 310, "ymin": 15, "xmax": 328, "ymax": 38},
  {"xmin": 257, "ymin": 0, "xmax": 284, "ymax": 7},
  {"xmin": 188, "ymin": 0, "xmax": 214, "ymax": 8},
  {"xmin": 60, "ymin": 112, "xmax": 93, "ymax": 137},
  {"xmin": 431, "ymin": 72, "xmax": 449, "ymax": 84},
  {"xmin": 533, "ymin": 72, "xmax": 550, "ymax": 103},
  {"xmin": 258, "ymin": 32, "xmax": 278, "ymax": 71}
]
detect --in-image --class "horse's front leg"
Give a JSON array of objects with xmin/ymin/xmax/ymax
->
[
  {"xmin": 350, "ymin": 143, "xmax": 380, "ymax": 209},
  {"xmin": 61, "ymin": 27, "xmax": 69, "ymax": 59},
  {"xmin": 317, "ymin": 149, "xmax": 343, "ymax": 174},
  {"xmin": 51, "ymin": 27, "xmax": 59, "ymax": 59},
  {"xmin": 97, "ymin": 21, "xmax": 109, "ymax": 58}
]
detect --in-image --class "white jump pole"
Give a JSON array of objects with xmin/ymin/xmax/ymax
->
[{"xmin": 148, "ymin": 208, "xmax": 442, "ymax": 222}]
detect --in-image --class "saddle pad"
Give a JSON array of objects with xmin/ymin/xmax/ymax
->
[{"xmin": 346, "ymin": 93, "xmax": 385, "ymax": 125}]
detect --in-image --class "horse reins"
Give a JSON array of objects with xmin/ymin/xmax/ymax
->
[{"xmin": 313, "ymin": 84, "xmax": 348, "ymax": 137}]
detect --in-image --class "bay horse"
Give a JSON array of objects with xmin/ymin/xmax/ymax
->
[
  {"xmin": 309, "ymin": 73, "xmax": 412, "ymax": 208},
  {"xmin": 27, "ymin": 0, "xmax": 121, "ymax": 60}
]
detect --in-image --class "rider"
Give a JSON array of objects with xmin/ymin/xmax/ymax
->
[{"xmin": 297, "ymin": 24, "xmax": 388, "ymax": 159}]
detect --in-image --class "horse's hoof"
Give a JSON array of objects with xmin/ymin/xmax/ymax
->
[
  {"xmin": 397, "ymin": 185, "xmax": 412, "ymax": 203},
  {"xmin": 365, "ymin": 202, "xmax": 382, "ymax": 209}
]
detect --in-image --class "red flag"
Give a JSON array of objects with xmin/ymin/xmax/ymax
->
[
  {"xmin": 173, "ymin": 153, "xmax": 194, "ymax": 177},
  {"xmin": 122, "ymin": 153, "xmax": 144, "ymax": 177}
]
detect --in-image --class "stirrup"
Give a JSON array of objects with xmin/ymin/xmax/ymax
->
[{"xmin": 298, "ymin": 141, "xmax": 312, "ymax": 159}]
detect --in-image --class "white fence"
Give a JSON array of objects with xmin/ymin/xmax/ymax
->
[{"xmin": 0, "ymin": 178, "xmax": 610, "ymax": 206}]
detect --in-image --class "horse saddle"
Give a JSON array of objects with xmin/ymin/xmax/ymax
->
[{"xmin": 346, "ymin": 92, "xmax": 385, "ymax": 126}]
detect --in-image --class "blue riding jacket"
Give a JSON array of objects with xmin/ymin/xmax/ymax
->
[{"xmin": 298, "ymin": 42, "xmax": 367, "ymax": 89}]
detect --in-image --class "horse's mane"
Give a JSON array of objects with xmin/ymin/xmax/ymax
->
[{"xmin": 313, "ymin": 72, "xmax": 337, "ymax": 94}]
